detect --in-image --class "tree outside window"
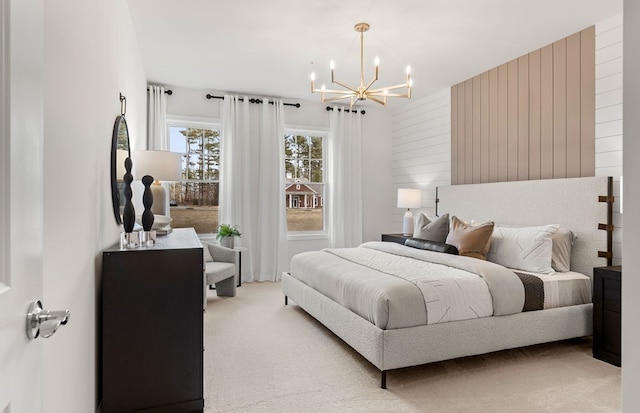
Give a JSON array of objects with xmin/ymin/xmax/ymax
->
[
  {"xmin": 284, "ymin": 133, "xmax": 325, "ymax": 232},
  {"xmin": 168, "ymin": 125, "xmax": 220, "ymax": 233}
]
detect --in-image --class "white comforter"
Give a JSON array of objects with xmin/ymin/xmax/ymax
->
[{"xmin": 289, "ymin": 241, "xmax": 525, "ymax": 330}]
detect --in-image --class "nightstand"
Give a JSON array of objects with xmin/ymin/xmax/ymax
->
[
  {"xmin": 381, "ymin": 233, "xmax": 411, "ymax": 245},
  {"xmin": 593, "ymin": 265, "xmax": 621, "ymax": 367}
]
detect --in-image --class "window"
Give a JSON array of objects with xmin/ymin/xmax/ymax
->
[
  {"xmin": 284, "ymin": 131, "xmax": 325, "ymax": 232},
  {"xmin": 168, "ymin": 122, "xmax": 220, "ymax": 233}
]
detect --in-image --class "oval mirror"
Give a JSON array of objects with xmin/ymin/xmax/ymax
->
[{"xmin": 111, "ymin": 115, "xmax": 130, "ymax": 224}]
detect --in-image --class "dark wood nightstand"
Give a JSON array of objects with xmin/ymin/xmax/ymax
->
[
  {"xmin": 381, "ymin": 233, "xmax": 411, "ymax": 245},
  {"xmin": 593, "ymin": 265, "xmax": 621, "ymax": 367}
]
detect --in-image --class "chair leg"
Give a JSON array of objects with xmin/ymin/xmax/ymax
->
[{"xmin": 215, "ymin": 276, "xmax": 237, "ymax": 297}]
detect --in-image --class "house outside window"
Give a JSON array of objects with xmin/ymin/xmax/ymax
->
[
  {"xmin": 168, "ymin": 120, "xmax": 220, "ymax": 233},
  {"xmin": 284, "ymin": 131, "xmax": 326, "ymax": 233}
]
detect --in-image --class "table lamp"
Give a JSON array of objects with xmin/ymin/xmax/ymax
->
[
  {"xmin": 397, "ymin": 188, "xmax": 421, "ymax": 236},
  {"xmin": 133, "ymin": 150, "xmax": 182, "ymax": 216}
]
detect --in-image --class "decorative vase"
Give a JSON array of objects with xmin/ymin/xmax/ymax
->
[
  {"xmin": 141, "ymin": 175, "xmax": 155, "ymax": 246},
  {"xmin": 220, "ymin": 236, "xmax": 234, "ymax": 249},
  {"xmin": 122, "ymin": 157, "xmax": 137, "ymax": 248}
]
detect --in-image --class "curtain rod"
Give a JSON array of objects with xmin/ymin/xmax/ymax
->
[
  {"xmin": 146, "ymin": 88, "xmax": 173, "ymax": 95},
  {"xmin": 326, "ymin": 106, "xmax": 366, "ymax": 115},
  {"xmin": 205, "ymin": 94, "xmax": 300, "ymax": 108}
]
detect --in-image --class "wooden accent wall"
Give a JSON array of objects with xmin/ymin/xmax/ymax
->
[{"xmin": 451, "ymin": 27, "xmax": 595, "ymax": 185}]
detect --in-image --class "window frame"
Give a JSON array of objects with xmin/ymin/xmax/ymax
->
[{"xmin": 284, "ymin": 126, "xmax": 329, "ymax": 241}]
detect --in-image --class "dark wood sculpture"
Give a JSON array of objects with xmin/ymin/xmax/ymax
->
[
  {"xmin": 122, "ymin": 157, "xmax": 135, "ymax": 234},
  {"xmin": 141, "ymin": 175, "xmax": 155, "ymax": 231}
]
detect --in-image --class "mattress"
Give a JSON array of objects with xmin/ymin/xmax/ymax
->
[
  {"xmin": 289, "ymin": 242, "xmax": 591, "ymax": 332},
  {"xmin": 510, "ymin": 269, "xmax": 592, "ymax": 309}
]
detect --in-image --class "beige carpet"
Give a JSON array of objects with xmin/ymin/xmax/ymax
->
[{"xmin": 204, "ymin": 281, "xmax": 620, "ymax": 413}]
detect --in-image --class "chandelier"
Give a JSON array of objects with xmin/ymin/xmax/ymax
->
[{"xmin": 310, "ymin": 22, "xmax": 412, "ymax": 108}]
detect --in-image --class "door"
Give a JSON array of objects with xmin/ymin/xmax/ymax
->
[{"xmin": 0, "ymin": 0, "xmax": 44, "ymax": 411}]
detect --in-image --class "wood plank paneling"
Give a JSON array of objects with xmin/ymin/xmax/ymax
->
[
  {"xmin": 507, "ymin": 60, "xmax": 519, "ymax": 181},
  {"xmin": 540, "ymin": 43, "xmax": 554, "ymax": 179},
  {"xmin": 451, "ymin": 84, "xmax": 458, "ymax": 184},
  {"xmin": 582, "ymin": 25, "xmax": 596, "ymax": 176},
  {"xmin": 480, "ymin": 72, "xmax": 490, "ymax": 183},
  {"xmin": 553, "ymin": 38, "xmax": 567, "ymax": 178},
  {"xmin": 566, "ymin": 32, "xmax": 582, "ymax": 177},
  {"xmin": 489, "ymin": 68, "xmax": 499, "ymax": 182},
  {"xmin": 497, "ymin": 63, "xmax": 509, "ymax": 181},
  {"xmin": 464, "ymin": 79, "xmax": 474, "ymax": 183},
  {"xmin": 472, "ymin": 76, "xmax": 481, "ymax": 183},
  {"xmin": 450, "ymin": 27, "xmax": 595, "ymax": 185},
  {"xmin": 457, "ymin": 84, "xmax": 466, "ymax": 183},
  {"xmin": 518, "ymin": 55, "xmax": 529, "ymax": 180},
  {"xmin": 529, "ymin": 49, "xmax": 541, "ymax": 180}
]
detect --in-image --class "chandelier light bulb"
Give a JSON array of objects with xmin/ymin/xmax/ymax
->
[
  {"xmin": 330, "ymin": 60, "xmax": 335, "ymax": 70},
  {"xmin": 374, "ymin": 56, "xmax": 380, "ymax": 66},
  {"xmin": 321, "ymin": 84, "xmax": 326, "ymax": 91},
  {"xmin": 406, "ymin": 65, "xmax": 412, "ymax": 75},
  {"xmin": 310, "ymin": 72, "xmax": 316, "ymax": 81}
]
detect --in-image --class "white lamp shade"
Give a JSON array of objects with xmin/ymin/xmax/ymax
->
[
  {"xmin": 133, "ymin": 150, "xmax": 182, "ymax": 182},
  {"xmin": 397, "ymin": 188, "xmax": 421, "ymax": 209}
]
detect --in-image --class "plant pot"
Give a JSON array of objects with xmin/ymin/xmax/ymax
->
[{"xmin": 220, "ymin": 236, "xmax": 234, "ymax": 249}]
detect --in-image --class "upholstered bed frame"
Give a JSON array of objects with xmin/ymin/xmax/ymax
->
[{"xmin": 282, "ymin": 176, "xmax": 612, "ymax": 388}]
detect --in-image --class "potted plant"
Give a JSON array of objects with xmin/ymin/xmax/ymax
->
[{"xmin": 216, "ymin": 224, "xmax": 241, "ymax": 248}]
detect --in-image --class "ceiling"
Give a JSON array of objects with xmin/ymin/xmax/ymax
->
[{"xmin": 127, "ymin": 0, "xmax": 622, "ymax": 109}]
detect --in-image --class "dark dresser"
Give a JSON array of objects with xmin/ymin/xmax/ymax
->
[
  {"xmin": 101, "ymin": 228, "xmax": 204, "ymax": 412},
  {"xmin": 593, "ymin": 265, "xmax": 621, "ymax": 367}
]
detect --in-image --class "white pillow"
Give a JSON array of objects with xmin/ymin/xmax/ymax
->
[{"xmin": 487, "ymin": 224, "xmax": 559, "ymax": 274}]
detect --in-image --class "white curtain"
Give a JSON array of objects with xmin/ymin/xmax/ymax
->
[
  {"xmin": 328, "ymin": 108, "xmax": 363, "ymax": 248},
  {"xmin": 219, "ymin": 96, "xmax": 287, "ymax": 282},
  {"xmin": 147, "ymin": 85, "xmax": 168, "ymax": 150}
]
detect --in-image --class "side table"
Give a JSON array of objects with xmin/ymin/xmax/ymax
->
[
  {"xmin": 381, "ymin": 233, "xmax": 411, "ymax": 245},
  {"xmin": 234, "ymin": 246, "xmax": 247, "ymax": 287},
  {"xmin": 593, "ymin": 265, "xmax": 621, "ymax": 367}
]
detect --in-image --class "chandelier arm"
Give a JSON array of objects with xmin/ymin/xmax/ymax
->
[
  {"xmin": 314, "ymin": 88, "xmax": 358, "ymax": 95},
  {"xmin": 323, "ymin": 95, "xmax": 356, "ymax": 103},
  {"xmin": 362, "ymin": 77, "xmax": 379, "ymax": 94},
  {"xmin": 331, "ymin": 79, "xmax": 360, "ymax": 93},
  {"xmin": 365, "ymin": 95, "xmax": 387, "ymax": 106},
  {"xmin": 368, "ymin": 92, "xmax": 410, "ymax": 98},
  {"xmin": 367, "ymin": 83, "xmax": 411, "ymax": 94}
]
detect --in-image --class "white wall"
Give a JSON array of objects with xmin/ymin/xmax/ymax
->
[
  {"xmin": 42, "ymin": 0, "xmax": 147, "ymax": 411},
  {"xmin": 390, "ymin": 17, "xmax": 624, "ymax": 266},
  {"xmin": 390, "ymin": 88, "xmax": 451, "ymax": 229},
  {"xmin": 165, "ymin": 86, "xmax": 392, "ymax": 266},
  {"xmin": 595, "ymin": 14, "xmax": 623, "ymax": 265},
  {"xmin": 622, "ymin": 2, "xmax": 640, "ymax": 411}
]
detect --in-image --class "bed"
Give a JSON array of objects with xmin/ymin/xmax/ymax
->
[{"xmin": 282, "ymin": 176, "xmax": 613, "ymax": 388}]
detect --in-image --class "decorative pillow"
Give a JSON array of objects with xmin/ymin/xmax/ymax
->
[
  {"xmin": 413, "ymin": 213, "xmax": 449, "ymax": 243},
  {"xmin": 445, "ymin": 216, "xmax": 495, "ymax": 260},
  {"xmin": 404, "ymin": 238, "xmax": 459, "ymax": 255},
  {"xmin": 552, "ymin": 228, "xmax": 576, "ymax": 272},
  {"xmin": 488, "ymin": 224, "xmax": 559, "ymax": 274}
]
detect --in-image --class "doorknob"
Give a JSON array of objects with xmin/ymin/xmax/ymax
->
[{"xmin": 26, "ymin": 300, "xmax": 70, "ymax": 339}]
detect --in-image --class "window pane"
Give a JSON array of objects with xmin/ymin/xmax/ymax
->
[
  {"xmin": 169, "ymin": 182, "xmax": 219, "ymax": 234},
  {"xmin": 285, "ymin": 133, "xmax": 324, "ymax": 232},
  {"xmin": 169, "ymin": 125, "xmax": 220, "ymax": 234}
]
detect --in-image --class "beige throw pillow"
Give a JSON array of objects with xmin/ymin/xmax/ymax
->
[
  {"xmin": 445, "ymin": 216, "xmax": 495, "ymax": 260},
  {"xmin": 413, "ymin": 213, "xmax": 449, "ymax": 243}
]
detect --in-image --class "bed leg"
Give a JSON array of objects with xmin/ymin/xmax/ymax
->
[
  {"xmin": 381, "ymin": 370, "xmax": 387, "ymax": 389},
  {"xmin": 284, "ymin": 295, "xmax": 288, "ymax": 306}
]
